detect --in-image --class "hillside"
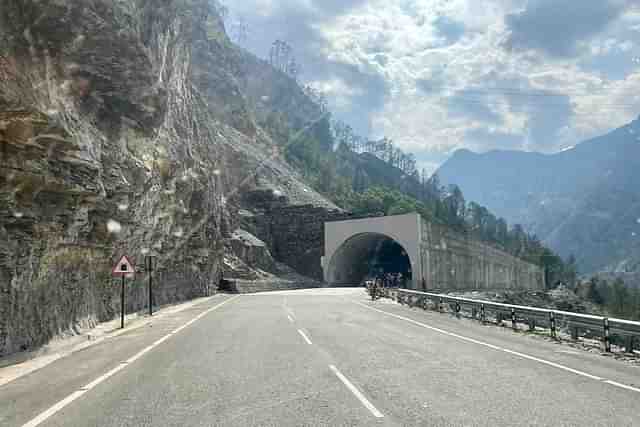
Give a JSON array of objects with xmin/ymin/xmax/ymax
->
[{"xmin": 438, "ymin": 116, "xmax": 640, "ymax": 274}]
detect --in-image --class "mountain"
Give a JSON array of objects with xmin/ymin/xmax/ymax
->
[{"xmin": 437, "ymin": 116, "xmax": 640, "ymax": 274}]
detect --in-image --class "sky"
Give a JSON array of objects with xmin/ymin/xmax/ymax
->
[{"xmin": 224, "ymin": 0, "xmax": 640, "ymax": 173}]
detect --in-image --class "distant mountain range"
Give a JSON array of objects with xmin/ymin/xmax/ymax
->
[{"xmin": 437, "ymin": 116, "xmax": 640, "ymax": 274}]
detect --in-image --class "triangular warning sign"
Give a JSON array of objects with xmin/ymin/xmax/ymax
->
[{"xmin": 112, "ymin": 255, "xmax": 135, "ymax": 277}]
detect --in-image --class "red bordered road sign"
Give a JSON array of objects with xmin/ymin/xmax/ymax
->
[{"xmin": 112, "ymin": 255, "xmax": 135, "ymax": 278}]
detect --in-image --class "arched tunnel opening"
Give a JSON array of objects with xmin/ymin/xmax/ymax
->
[{"xmin": 327, "ymin": 233, "xmax": 412, "ymax": 286}]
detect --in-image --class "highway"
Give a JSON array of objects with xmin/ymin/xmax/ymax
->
[{"xmin": 1, "ymin": 288, "xmax": 639, "ymax": 427}]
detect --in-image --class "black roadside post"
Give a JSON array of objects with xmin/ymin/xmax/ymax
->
[
  {"xmin": 146, "ymin": 256, "xmax": 154, "ymax": 316},
  {"xmin": 121, "ymin": 274, "xmax": 125, "ymax": 329},
  {"xmin": 603, "ymin": 318, "xmax": 611, "ymax": 352}
]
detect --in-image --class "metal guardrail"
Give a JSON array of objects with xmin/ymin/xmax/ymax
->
[{"xmin": 381, "ymin": 288, "xmax": 640, "ymax": 353}]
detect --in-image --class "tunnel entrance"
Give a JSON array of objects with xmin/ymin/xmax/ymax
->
[{"xmin": 326, "ymin": 233, "xmax": 412, "ymax": 286}]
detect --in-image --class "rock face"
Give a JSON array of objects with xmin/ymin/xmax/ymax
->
[
  {"xmin": 0, "ymin": 0, "xmax": 233, "ymax": 357},
  {"xmin": 239, "ymin": 200, "xmax": 352, "ymax": 280}
]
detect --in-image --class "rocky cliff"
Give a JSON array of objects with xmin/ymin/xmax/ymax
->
[
  {"xmin": 0, "ymin": 0, "xmax": 338, "ymax": 357},
  {"xmin": 0, "ymin": 0, "xmax": 235, "ymax": 356}
]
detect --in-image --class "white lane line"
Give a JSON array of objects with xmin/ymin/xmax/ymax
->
[
  {"xmin": 297, "ymin": 329, "xmax": 313, "ymax": 345},
  {"xmin": 329, "ymin": 365, "xmax": 384, "ymax": 418},
  {"xmin": 20, "ymin": 295, "xmax": 240, "ymax": 427},
  {"xmin": 287, "ymin": 314, "xmax": 294, "ymax": 323},
  {"xmin": 353, "ymin": 301, "xmax": 640, "ymax": 393},
  {"xmin": 604, "ymin": 380, "xmax": 640, "ymax": 393},
  {"xmin": 500, "ymin": 348, "xmax": 602, "ymax": 381}
]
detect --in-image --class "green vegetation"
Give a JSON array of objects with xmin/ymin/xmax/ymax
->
[{"xmin": 579, "ymin": 277, "xmax": 640, "ymax": 320}]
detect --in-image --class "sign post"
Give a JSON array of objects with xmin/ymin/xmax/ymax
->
[
  {"xmin": 121, "ymin": 275, "xmax": 125, "ymax": 329},
  {"xmin": 112, "ymin": 255, "xmax": 135, "ymax": 329},
  {"xmin": 145, "ymin": 256, "xmax": 156, "ymax": 316}
]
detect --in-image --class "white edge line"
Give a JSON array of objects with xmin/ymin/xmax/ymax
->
[
  {"xmin": 297, "ymin": 329, "xmax": 313, "ymax": 345},
  {"xmin": 329, "ymin": 365, "xmax": 384, "ymax": 418},
  {"xmin": 20, "ymin": 295, "xmax": 240, "ymax": 427},
  {"xmin": 352, "ymin": 300, "xmax": 640, "ymax": 393},
  {"xmin": 604, "ymin": 380, "xmax": 640, "ymax": 393}
]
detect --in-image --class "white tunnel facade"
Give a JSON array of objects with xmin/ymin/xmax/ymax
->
[{"xmin": 322, "ymin": 213, "xmax": 422, "ymax": 287}]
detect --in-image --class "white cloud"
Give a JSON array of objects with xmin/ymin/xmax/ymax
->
[{"xmin": 230, "ymin": 0, "xmax": 640, "ymax": 167}]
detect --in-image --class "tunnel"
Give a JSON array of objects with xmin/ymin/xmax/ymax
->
[{"xmin": 326, "ymin": 233, "xmax": 413, "ymax": 286}]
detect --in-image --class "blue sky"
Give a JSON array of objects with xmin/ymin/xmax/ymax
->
[{"xmin": 225, "ymin": 0, "xmax": 640, "ymax": 173}]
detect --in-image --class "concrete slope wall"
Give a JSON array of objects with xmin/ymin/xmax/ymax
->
[{"xmin": 420, "ymin": 221, "xmax": 544, "ymax": 291}]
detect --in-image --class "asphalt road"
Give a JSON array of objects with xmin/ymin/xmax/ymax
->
[{"xmin": 1, "ymin": 288, "xmax": 639, "ymax": 427}]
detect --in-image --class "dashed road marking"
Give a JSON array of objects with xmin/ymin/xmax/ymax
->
[
  {"xmin": 353, "ymin": 300, "xmax": 640, "ymax": 394},
  {"xmin": 287, "ymin": 314, "xmax": 294, "ymax": 323},
  {"xmin": 20, "ymin": 295, "xmax": 240, "ymax": 427},
  {"xmin": 298, "ymin": 329, "xmax": 313, "ymax": 345},
  {"xmin": 329, "ymin": 365, "xmax": 384, "ymax": 418}
]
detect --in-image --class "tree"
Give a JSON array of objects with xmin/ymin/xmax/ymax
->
[
  {"xmin": 608, "ymin": 278, "xmax": 630, "ymax": 318},
  {"xmin": 563, "ymin": 254, "xmax": 578, "ymax": 289},
  {"xmin": 443, "ymin": 185, "xmax": 466, "ymax": 228},
  {"xmin": 269, "ymin": 40, "xmax": 298, "ymax": 78},
  {"xmin": 585, "ymin": 277, "xmax": 605, "ymax": 305},
  {"xmin": 496, "ymin": 218, "xmax": 509, "ymax": 245}
]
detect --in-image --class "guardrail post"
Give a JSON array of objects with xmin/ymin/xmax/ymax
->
[
  {"xmin": 438, "ymin": 298, "xmax": 443, "ymax": 313},
  {"xmin": 422, "ymin": 297, "xmax": 428, "ymax": 311},
  {"xmin": 511, "ymin": 308, "xmax": 517, "ymax": 330},
  {"xmin": 528, "ymin": 318, "xmax": 536, "ymax": 332},
  {"xmin": 480, "ymin": 304, "xmax": 485, "ymax": 324},
  {"xmin": 625, "ymin": 336, "xmax": 634, "ymax": 354},
  {"xmin": 549, "ymin": 312, "xmax": 556, "ymax": 339},
  {"xmin": 570, "ymin": 326, "xmax": 578, "ymax": 341},
  {"xmin": 471, "ymin": 306, "xmax": 477, "ymax": 319},
  {"xmin": 455, "ymin": 301, "xmax": 461, "ymax": 319},
  {"xmin": 603, "ymin": 318, "xmax": 611, "ymax": 353}
]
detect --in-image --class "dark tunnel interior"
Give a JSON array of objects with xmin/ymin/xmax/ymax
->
[{"xmin": 327, "ymin": 233, "xmax": 412, "ymax": 286}]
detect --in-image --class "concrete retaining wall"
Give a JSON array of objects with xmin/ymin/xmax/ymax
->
[{"xmin": 420, "ymin": 221, "xmax": 544, "ymax": 291}]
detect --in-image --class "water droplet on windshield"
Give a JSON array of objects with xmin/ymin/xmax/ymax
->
[
  {"xmin": 117, "ymin": 203, "xmax": 129, "ymax": 211},
  {"xmin": 13, "ymin": 211, "xmax": 24, "ymax": 218},
  {"xmin": 107, "ymin": 219, "xmax": 122, "ymax": 234},
  {"xmin": 141, "ymin": 248, "xmax": 150, "ymax": 255},
  {"xmin": 172, "ymin": 228, "xmax": 184, "ymax": 238},
  {"xmin": 213, "ymin": 169, "xmax": 221, "ymax": 176},
  {"xmin": 273, "ymin": 189, "xmax": 283, "ymax": 197}
]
